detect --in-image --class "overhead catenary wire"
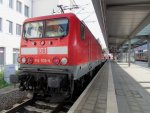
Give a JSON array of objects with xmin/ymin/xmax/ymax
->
[{"xmin": 82, "ymin": 12, "xmax": 94, "ymax": 21}]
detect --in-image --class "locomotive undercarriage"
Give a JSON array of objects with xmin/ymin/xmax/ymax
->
[
  {"xmin": 18, "ymin": 70, "xmax": 73, "ymax": 97},
  {"xmin": 16, "ymin": 62, "xmax": 103, "ymax": 98}
]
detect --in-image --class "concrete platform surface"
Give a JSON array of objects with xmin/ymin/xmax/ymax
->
[
  {"xmin": 113, "ymin": 62, "xmax": 150, "ymax": 113},
  {"xmin": 134, "ymin": 61, "xmax": 149, "ymax": 69},
  {"xmin": 68, "ymin": 61, "xmax": 150, "ymax": 113},
  {"xmin": 68, "ymin": 61, "xmax": 118, "ymax": 113}
]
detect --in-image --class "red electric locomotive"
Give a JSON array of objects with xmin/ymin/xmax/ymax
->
[{"xmin": 18, "ymin": 13, "xmax": 103, "ymax": 96}]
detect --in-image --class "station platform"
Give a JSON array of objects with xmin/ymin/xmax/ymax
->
[
  {"xmin": 68, "ymin": 61, "xmax": 150, "ymax": 113},
  {"xmin": 134, "ymin": 61, "xmax": 150, "ymax": 69}
]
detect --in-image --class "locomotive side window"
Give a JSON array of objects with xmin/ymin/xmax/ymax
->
[
  {"xmin": 24, "ymin": 21, "xmax": 43, "ymax": 38},
  {"xmin": 45, "ymin": 18, "xmax": 68, "ymax": 38},
  {"xmin": 81, "ymin": 23, "xmax": 85, "ymax": 40}
]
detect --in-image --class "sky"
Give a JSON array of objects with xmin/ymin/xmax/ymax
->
[{"xmin": 58, "ymin": 0, "xmax": 107, "ymax": 49}]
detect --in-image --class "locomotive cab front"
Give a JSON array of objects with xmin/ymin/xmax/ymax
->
[
  {"xmin": 18, "ymin": 15, "xmax": 74, "ymax": 96},
  {"xmin": 21, "ymin": 18, "xmax": 69, "ymax": 66}
]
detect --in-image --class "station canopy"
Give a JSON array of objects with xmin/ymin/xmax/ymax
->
[{"xmin": 92, "ymin": 0, "xmax": 150, "ymax": 52}]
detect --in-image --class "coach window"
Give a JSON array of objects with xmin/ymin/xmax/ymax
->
[{"xmin": 81, "ymin": 23, "xmax": 85, "ymax": 40}]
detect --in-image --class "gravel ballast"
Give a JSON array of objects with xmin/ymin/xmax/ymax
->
[{"xmin": 0, "ymin": 86, "xmax": 28, "ymax": 111}]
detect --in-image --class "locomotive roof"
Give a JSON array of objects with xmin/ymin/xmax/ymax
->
[
  {"xmin": 24, "ymin": 13, "xmax": 78, "ymax": 22},
  {"xmin": 23, "ymin": 13, "xmax": 101, "ymax": 47}
]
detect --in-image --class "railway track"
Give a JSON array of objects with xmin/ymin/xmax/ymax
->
[{"xmin": 2, "ymin": 95, "xmax": 74, "ymax": 113}]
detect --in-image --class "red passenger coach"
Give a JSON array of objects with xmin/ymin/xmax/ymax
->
[{"xmin": 18, "ymin": 13, "xmax": 103, "ymax": 96}]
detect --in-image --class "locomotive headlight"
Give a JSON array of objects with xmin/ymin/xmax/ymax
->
[
  {"xmin": 21, "ymin": 57, "xmax": 26, "ymax": 64},
  {"xmin": 61, "ymin": 58, "xmax": 68, "ymax": 65}
]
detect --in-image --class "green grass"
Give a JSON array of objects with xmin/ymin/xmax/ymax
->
[{"xmin": 0, "ymin": 71, "xmax": 9, "ymax": 89}]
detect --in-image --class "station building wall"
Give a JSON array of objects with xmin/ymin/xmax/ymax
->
[
  {"xmin": 0, "ymin": 0, "xmax": 59, "ymax": 68},
  {"xmin": 0, "ymin": 0, "xmax": 32, "ymax": 67}
]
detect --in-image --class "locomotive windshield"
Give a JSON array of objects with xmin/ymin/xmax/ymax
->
[
  {"xmin": 23, "ymin": 18, "xmax": 68, "ymax": 38},
  {"xmin": 24, "ymin": 21, "xmax": 43, "ymax": 38},
  {"xmin": 45, "ymin": 19, "xmax": 68, "ymax": 37}
]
